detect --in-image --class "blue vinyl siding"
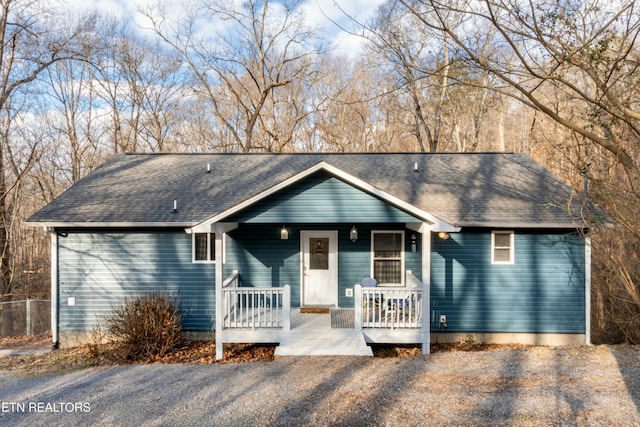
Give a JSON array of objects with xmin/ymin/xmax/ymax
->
[
  {"xmin": 226, "ymin": 224, "xmax": 421, "ymax": 308},
  {"xmin": 228, "ymin": 172, "xmax": 421, "ymax": 223},
  {"xmin": 55, "ymin": 171, "xmax": 586, "ymax": 337},
  {"xmin": 431, "ymin": 231, "xmax": 585, "ymax": 333},
  {"xmin": 57, "ymin": 231, "xmax": 215, "ymax": 332},
  {"xmin": 225, "ymin": 225, "xmax": 302, "ymax": 305}
]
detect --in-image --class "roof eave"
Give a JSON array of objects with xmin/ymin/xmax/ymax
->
[
  {"xmin": 454, "ymin": 221, "xmax": 590, "ymax": 229},
  {"xmin": 23, "ymin": 221, "xmax": 196, "ymax": 229}
]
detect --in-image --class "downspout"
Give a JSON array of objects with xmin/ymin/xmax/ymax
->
[{"xmin": 49, "ymin": 229, "xmax": 59, "ymax": 349}]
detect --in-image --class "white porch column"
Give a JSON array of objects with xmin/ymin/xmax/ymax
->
[
  {"xmin": 407, "ymin": 221, "xmax": 432, "ymax": 355},
  {"xmin": 354, "ymin": 284, "xmax": 363, "ymax": 332},
  {"xmin": 213, "ymin": 222, "xmax": 238, "ymax": 360},
  {"xmin": 421, "ymin": 224, "xmax": 431, "ymax": 355},
  {"xmin": 283, "ymin": 285, "xmax": 291, "ymax": 331}
]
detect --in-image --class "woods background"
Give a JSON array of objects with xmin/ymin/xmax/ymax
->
[{"xmin": 1, "ymin": 0, "xmax": 638, "ymax": 343}]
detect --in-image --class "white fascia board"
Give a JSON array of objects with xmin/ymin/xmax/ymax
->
[
  {"xmin": 456, "ymin": 221, "xmax": 587, "ymax": 229},
  {"xmin": 24, "ymin": 221, "xmax": 195, "ymax": 229},
  {"xmin": 406, "ymin": 222, "xmax": 460, "ymax": 233},
  {"xmin": 190, "ymin": 161, "xmax": 457, "ymax": 233}
]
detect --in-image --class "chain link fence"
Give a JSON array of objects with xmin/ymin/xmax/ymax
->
[{"xmin": 0, "ymin": 299, "xmax": 51, "ymax": 337}]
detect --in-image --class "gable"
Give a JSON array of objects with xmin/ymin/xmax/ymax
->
[{"xmin": 227, "ymin": 172, "xmax": 421, "ymax": 223}]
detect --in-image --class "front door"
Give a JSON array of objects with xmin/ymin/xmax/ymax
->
[{"xmin": 301, "ymin": 230, "xmax": 338, "ymax": 306}]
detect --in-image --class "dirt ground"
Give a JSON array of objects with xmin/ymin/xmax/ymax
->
[
  {"xmin": 0, "ymin": 342, "xmax": 638, "ymax": 426},
  {"xmin": 0, "ymin": 332, "xmax": 530, "ymax": 376},
  {"xmin": 0, "ymin": 333, "xmax": 52, "ymax": 351}
]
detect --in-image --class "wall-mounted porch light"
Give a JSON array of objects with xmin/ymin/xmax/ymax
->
[
  {"xmin": 350, "ymin": 226, "xmax": 358, "ymax": 242},
  {"xmin": 411, "ymin": 234, "xmax": 417, "ymax": 252},
  {"xmin": 280, "ymin": 226, "xmax": 289, "ymax": 240},
  {"xmin": 438, "ymin": 231, "xmax": 450, "ymax": 240}
]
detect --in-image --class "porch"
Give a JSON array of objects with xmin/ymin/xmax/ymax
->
[{"xmin": 215, "ymin": 270, "xmax": 430, "ymax": 359}]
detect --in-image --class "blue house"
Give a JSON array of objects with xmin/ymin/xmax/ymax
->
[{"xmin": 26, "ymin": 153, "xmax": 592, "ymax": 358}]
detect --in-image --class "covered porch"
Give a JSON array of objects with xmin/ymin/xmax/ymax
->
[
  {"xmin": 215, "ymin": 270, "xmax": 430, "ymax": 359},
  {"xmin": 193, "ymin": 165, "xmax": 458, "ymax": 360}
]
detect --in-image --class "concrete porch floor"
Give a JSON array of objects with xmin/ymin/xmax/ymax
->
[{"xmin": 275, "ymin": 310, "xmax": 372, "ymax": 357}]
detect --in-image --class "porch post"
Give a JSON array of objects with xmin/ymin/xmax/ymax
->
[
  {"xmin": 421, "ymin": 224, "xmax": 431, "ymax": 355},
  {"xmin": 354, "ymin": 284, "xmax": 363, "ymax": 331},
  {"xmin": 215, "ymin": 223, "xmax": 224, "ymax": 360},
  {"xmin": 283, "ymin": 285, "xmax": 291, "ymax": 331}
]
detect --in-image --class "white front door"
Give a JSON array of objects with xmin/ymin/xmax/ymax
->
[{"xmin": 301, "ymin": 230, "xmax": 338, "ymax": 306}]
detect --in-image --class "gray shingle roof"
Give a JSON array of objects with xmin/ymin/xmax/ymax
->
[{"xmin": 25, "ymin": 152, "xmax": 590, "ymax": 229}]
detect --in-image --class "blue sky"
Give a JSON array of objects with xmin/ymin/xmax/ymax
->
[{"xmin": 69, "ymin": 0, "xmax": 386, "ymax": 57}]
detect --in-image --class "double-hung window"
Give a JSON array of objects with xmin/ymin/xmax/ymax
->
[
  {"xmin": 492, "ymin": 231, "xmax": 514, "ymax": 264},
  {"xmin": 193, "ymin": 232, "xmax": 216, "ymax": 263},
  {"xmin": 372, "ymin": 231, "xmax": 404, "ymax": 285}
]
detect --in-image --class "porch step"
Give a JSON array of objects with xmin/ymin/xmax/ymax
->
[{"xmin": 275, "ymin": 328, "xmax": 373, "ymax": 357}]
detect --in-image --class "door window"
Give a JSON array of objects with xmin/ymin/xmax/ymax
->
[{"xmin": 309, "ymin": 238, "xmax": 329, "ymax": 270}]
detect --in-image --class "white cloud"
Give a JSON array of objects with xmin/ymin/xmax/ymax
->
[
  {"xmin": 301, "ymin": 0, "xmax": 386, "ymax": 57},
  {"xmin": 65, "ymin": 0, "xmax": 384, "ymax": 57},
  {"xmin": 67, "ymin": 0, "xmax": 139, "ymax": 17},
  {"xmin": 303, "ymin": 0, "xmax": 385, "ymax": 25}
]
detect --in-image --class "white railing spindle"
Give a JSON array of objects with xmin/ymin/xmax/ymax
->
[
  {"xmin": 360, "ymin": 286, "xmax": 423, "ymax": 329},
  {"xmin": 221, "ymin": 272, "xmax": 290, "ymax": 330}
]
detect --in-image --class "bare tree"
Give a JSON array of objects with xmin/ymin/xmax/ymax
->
[
  {"xmin": 401, "ymin": 0, "xmax": 640, "ymax": 170},
  {"xmin": 348, "ymin": 1, "xmax": 455, "ymax": 152},
  {"xmin": 400, "ymin": 0, "xmax": 640, "ymax": 342},
  {"xmin": 45, "ymin": 57, "xmax": 102, "ymax": 184},
  {"xmin": 307, "ymin": 55, "xmax": 378, "ymax": 152},
  {"xmin": 0, "ymin": 0, "xmax": 95, "ymax": 334},
  {"xmin": 142, "ymin": 0, "xmax": 325, "ymax": 153}
]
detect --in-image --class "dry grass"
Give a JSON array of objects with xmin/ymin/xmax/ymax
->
[
  {"xmin": 0, "ymin": 332, "xmax": 51, "ymax": 351},
  {"xmin": 0, "ymin": 339, "xmax": 277, "ymax": 377},
  {"xmin": 0, "ymin": 333, "xmax": 533, "ymax": 378}
]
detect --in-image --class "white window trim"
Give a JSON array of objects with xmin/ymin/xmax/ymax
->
[
  {"xmin": 491, "ymin": 230, "xmax": 514, "ymax": 264},
  {"xmin": 192, "ymin": 232, "xmax": 224, "ymax": 264},
  {"xmin": 371, "ymin": 230, "xmax": 405, "ymax": 286}
]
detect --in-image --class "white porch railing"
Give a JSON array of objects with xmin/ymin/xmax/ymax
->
[
  {"xmin": 354, "ymin": 272, "xmax": 425, "ymax": 330},
  {"xmin": 221, "ymin": 270, "xmax": 291, "ymax": 330}
]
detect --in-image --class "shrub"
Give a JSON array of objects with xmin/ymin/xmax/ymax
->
[{"xmin": 104, "ymin": 293, "xmax": 183, "ymax": 360}]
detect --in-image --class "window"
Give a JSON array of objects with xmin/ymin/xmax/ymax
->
[
  {"xmin": 193, "ymin": 232, "xmax": 216, "ymax": 262},
  {"xmin": 372, "ymin": 231, "xmax": 404, "ymax": 285},
  {"xmin": 492, "ymin": 231, "xmax": 514, "ymax": 264}
]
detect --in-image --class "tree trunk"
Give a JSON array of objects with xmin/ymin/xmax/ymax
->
[{"xmin": 0, "ymin": 139, "xmax": 13, "ymax": 336}]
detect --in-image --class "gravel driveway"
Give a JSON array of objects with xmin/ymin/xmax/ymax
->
[{"xmin": 0, "ymin": 345, "xmax": 638, "ymax": 426}]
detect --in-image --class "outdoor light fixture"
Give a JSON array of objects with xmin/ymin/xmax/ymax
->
[
  {"xmin": 411, "ymin": 234, "xmax": 417, "ymax": 252},
  {"xmin": 438, "ymin": 231, "xmax": 450, "ymax": 240},
  {"xmin": 280, "ymin": 226, "xmax": 289, "ymax": 240},
  {"xmin": 350, "ymin": 226, "xmax": 358, "ymax": 242}
]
